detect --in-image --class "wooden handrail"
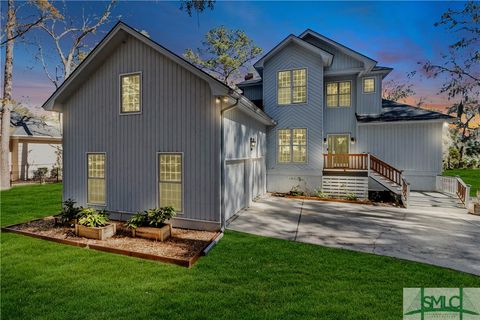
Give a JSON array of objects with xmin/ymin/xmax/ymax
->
[
  {"xmin": 457, "ymin": 179, "xmax": 467, "ymax": 204},
  {"xmin": 402, "ymin": 177, "xmax": 410, "ymax": 208},
  {"xmin": 323, "ymin": 154, "xmax": 368, "ymax": 170},
  {"xmin": 370, "ymin": 155, "xmax": 402, "ymax": 186}
]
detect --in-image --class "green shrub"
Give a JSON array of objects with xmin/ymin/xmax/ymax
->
[
  {"xmin": 126, "ymin": 207, "xmax": 176, "ymax": 229},
  {"xmin": 345, "ymin": 193, "xmax": 358, "ymax": 201},
  {"xmin": 33, "ymin": 167, "xmax": 48, "ymax": 183},
  {"xmin": 314, "ymin": 188, "xmax": 329, "ymax": 198},
  {"xmin": 58, "ymin": 198, "xmax": 82, "ymax": 225},
  {"xmin": 78, "ymin": 208, "xmax": 109, "ymax": 228}
]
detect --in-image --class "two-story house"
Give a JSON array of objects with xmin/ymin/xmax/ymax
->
[{"xmin": 42, "ymin": 23, "xmax": 452, "ymax": 231}]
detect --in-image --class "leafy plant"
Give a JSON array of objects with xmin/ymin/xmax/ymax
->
[
  {"xmin": 345, "ymin": 193, "xmax": 358, "ymax": 201},
  {"xmin": 289, "ymin": 177, "xmax": 306, "ymax": 196},
  {"xmin": 58, "ymin": 198, "xmax": 82, "ymax": 225},
  {"xmin": 126, "ymin": 207, "xmax": 176, "ymax": 229},
  {"xmin": 314, "ymin": 188, "xmax": 329, "ymax": 199},
  {"xmin": 33, "ymin": 167, "xmax": 48, "ymax": 183},
  {"xmin": 78, "ymin": 208, "xmax": 109, "ymax": 228}
]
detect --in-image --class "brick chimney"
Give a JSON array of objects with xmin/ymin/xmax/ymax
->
[{"xmin": 244, "ymin": 73, "xmax": 254, "ymax": 81}]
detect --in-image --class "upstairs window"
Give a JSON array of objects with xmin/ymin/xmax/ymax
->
[
  {"xmin": 326, "ymin": 81, "xmax": 351, "ymax": 108},
  {"xmin": 120, "ymin": 73, "xmax": 141, "ymax": 113},
  {"xmin": 277, "ymin": 69, "xmax": 307, "ymax": 105},
  {"xmin": 363, "ymin": 77, "xmax": 375, "ymax": 93},
  {"xmin": 277, "ymin": 128, "xmax": 307, "ymax": 163}
]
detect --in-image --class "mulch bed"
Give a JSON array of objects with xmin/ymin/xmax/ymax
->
[
  {"xmin": 2, "ymin": 217, "xmax": 219, "ymax": 268},
  {"xmin": 273, "ymin": 192, "xmax": 400, "ymax": 207}
]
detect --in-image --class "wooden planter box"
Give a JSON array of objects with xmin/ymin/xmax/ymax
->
[
  {"xmin": 75, "ymin": 223, "xmax": 116, "ymax": 240},
  {"xmin": 131, "ymin": 224, "xmax": 172, "ymax": 241},
  {"xmin": 473, "ymin": 203, "xmax": 480, "ymax": 216}
]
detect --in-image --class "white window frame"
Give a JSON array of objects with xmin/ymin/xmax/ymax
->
[
  {"xmin": 276, "ymin": 68, "xmax": 308, "ymax": 106},
  {"xmin": 157, "ymin": 152, "xmax": 184, "ymax": 214},
  {"xmin": 276, "ymin": 128, "xmax": 308, "ymax": 164},
  {"xmin": 119, "ymin": 71, "xmax": 142, "ymax": 115},
  {"xmin": 362, "ymin": 77, "xmax": 376, "ymax": 94},
  {"xmin": 325, "ymin": 80, "xmax": 352, "ymax": 108},
  {"xmin": 86, "ymin": 152, "xmax": 107, "ymax": 206}
]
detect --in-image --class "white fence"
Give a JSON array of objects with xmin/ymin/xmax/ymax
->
[
  {"xmin": 322, "ymin": 176, "xmax": 369, "ymax": 199},
  {"xmin": 435, "ymin": 176, "xmax": 470, "ymax": 208}
]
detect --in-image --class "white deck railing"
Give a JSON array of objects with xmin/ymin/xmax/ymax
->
[{"xmin": 435, "ymin": 175, "xmax": 471, "ymax": 208}]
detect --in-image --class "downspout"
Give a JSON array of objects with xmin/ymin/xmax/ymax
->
[
  {"xmin": 220, "ymin": 93, "xmax": 240, "ymax": 232},
  {"xmin": 205, "ymin": 93, "xmax": 239, "ymax": 256}
]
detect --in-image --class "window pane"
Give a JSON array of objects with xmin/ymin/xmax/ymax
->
[
  {"xmin": 278, "ymin": 129, "xmax": 291, "ymax": 146},
  {"xmin": 278, "ymin": 146, "xmax": 291, "ymax": 163},
  {"xmin": 293, "ymin": 86, "xmax": 306, "ymax": 103},
  {"xmin": 159, "ymin": 182, "xmax": 182, "ymax": 211},
  {"xmin": 278, "ymin": 87, "xmax": 291, "ymax": 105},
  {"xmin": 326, "ymin": 95, "xmax": 338, "ymax": 107},
  {"xmin": 339, "ymin": 94, "xmax": 351, "ymax": 107},
  {"xmin": 121, "ymin": 74, "xmax": 141, "ymax": 113},
  {"xmin": 326, "ymin": 83, "xmax": 338, "ymax": 95},
  {"xmin": 159, "ymin": 154, "xmax": 183, "ymax": 212},
  {"xmin": 88, "ymin": 178, "xmax": 105, "ymax": 204},
  {"xmin": 88, "ymin": 154, "xmax": 105, "ymax": 178},
  {"xmin": 278, "ymin": 71, "xmax": 291, "ymax": 88},
  {"xmin": 339, "ymin": 81, "xmax": 351, "ymax": 94},
  {"xmin": 292, "ymin": 146, "xmax": 307, "ymax": 162},
  {"xmin": 293, "ymin": 69, "xmax": 306, "ymax": 87},
  {"xmin": 292, "ymin": 129, "xmax": 306, "ymax": 146},
  {"xmin": 364, "ymin": 78, "xmax": 375, "ymax": 93}
]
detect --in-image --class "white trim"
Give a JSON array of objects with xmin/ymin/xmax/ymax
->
[
  {"xmin": 86, "ymin": 152, "xmax": 107, "ymax": 207},
  {"xmin": 157, "ymin": 152, "xmax": 184, "ymax": 214},
  {"xmin": 276, "ymin": 68, "xmax": 308, "ymax": 106},
  {"xmin": 119, "ymin": 71, "xmax": 143, "ymax": 115},
  {"xmin": 325, "ymin": 80, "xmax": 353, "ymax": 108},
  {"xmin": 362, "ymin": 77, "xmax": 376, "ymax": 94},
  {"xmin": 357, "ymin": 119, "xmax": 450, "ymax": 126}
]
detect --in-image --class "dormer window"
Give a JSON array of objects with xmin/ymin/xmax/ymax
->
[
  {"xmin": 277, "ymin": 69, "xmax": 307, "ymax": 105},
  {"xmin": 120, "ymin": 72, "xmax": 141, "ymax": 114},
  {"xmin": 363, "ymin": 77, "xmax": 375, "ymax": 93},
  {"xmin": 326, "ymin": 81, "xmax": 351, "ymax": 108}
]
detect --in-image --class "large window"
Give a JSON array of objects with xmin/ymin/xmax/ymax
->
[
  {"xmin": 277, "ymin": 69, "xmax": 307, "ymax": 105},
  {"xmin": 87, "ymin": 153, "xmax": 106, "ymax": 205},
  {"xmin": 277, "ymin": 128, "xmax": 307, "ymax": 163},
  {"xmin": 326, "ymin": 81, "xmax": 351, "ymax": 107},
  {"xmin": 363, "ymin": 77, "xmax": 375, "ymax": 93},
  {"xmin": 120, "ymin": 73, "xmax": 141, "ymax": 113},
  {"xmin": 159, "ymin": 153, "xmax": 183, "ymax": 212}
]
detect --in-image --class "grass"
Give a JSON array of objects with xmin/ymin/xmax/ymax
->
[
  {"xmin": 443, "ymin": 168, "xmax": 480, "ymax": 197},
  {"xmin": 1, "ymin": 184, "xmax": 479, "ymax": 319}
]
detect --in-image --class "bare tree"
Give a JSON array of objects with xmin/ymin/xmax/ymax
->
[
  {"xmin": 420, "ymin": 1, "xmax": 479, "ymax": 165},
  {"xmin": 382, "ymin": 72, "xmax": 416, "ymax": 102},
  {"xmin": 1, "ymin": 0, "xmax": 60, "ymax": 190}
]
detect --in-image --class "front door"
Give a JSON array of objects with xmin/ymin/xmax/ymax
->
[{"xmin": 327, "ymin": 134, "xmax": 349, "ymax": 168}]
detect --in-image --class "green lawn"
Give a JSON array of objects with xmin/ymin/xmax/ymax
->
[
  {"xmin": 443, "ymin": 168, "xmax": 480, "ymax": 197},
  {"xmin": 1, "ymin": 184, "xmax": 479, "ymax": 320}
]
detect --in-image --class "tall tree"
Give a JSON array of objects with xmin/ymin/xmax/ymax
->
[
  {"xmin": 382, "ymin": 72, "xmax": 416, "ymax": 102},
  {"xmin": 421, "ymin": 1, "xmax": 479, "ymax": 165},
  {"xmin": 183, "ymin": 26, "xmax": 263, "ymax": 86},
  {"xmin": 1, "ymin": 0, "xmax": 60, "ymax": 190}
]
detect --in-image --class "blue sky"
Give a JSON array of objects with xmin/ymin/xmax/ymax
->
[{"xmin": 3, "ymin": 1, "xmax": 465, "ymax": 109}]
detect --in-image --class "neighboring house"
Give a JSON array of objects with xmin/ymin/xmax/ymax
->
[
  {"xmin": 42, "ymin": 22, "xmax": 452, "ymax": 231},
  {"xmin": 5, "ymin": 112, "xmax": 62, "ymax": 181}
]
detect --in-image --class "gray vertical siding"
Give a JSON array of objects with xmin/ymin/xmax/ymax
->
[
  {"xmin": 63, "ymin": 34, "xmax": 220, "ymax": 222},
  {"xmin": 323, "ymin": 75, "xmax": 358, "ymax": 150},
  {"xmin": 357, "ymin": 121, "xmax": 444, "ymax": 190},
  {"xmin": 356, "ymin": 74, "xmax": 383, "ymax": 114},
  {"xmin": 262, "ymin": 42, "xmax": 324, "ymax": 192},
  {"xmin": 241, "ymin": 84, "xmax": 263, "ymax": 101},
  {"xmin": 302, "ymin": 34, "xmax": 364, "ymax": 71}
]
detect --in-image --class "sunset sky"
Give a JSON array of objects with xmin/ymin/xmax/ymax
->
[{"xmin": 2, "ymin": 1, "xmax": 467, "ymax": 112}]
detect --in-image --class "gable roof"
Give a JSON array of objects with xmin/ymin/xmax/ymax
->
[
  {"xmin": 41, "ymin": 21, "xmax": 274, "ymax": 126},
  {"xmin": 356, "ymin": 99, "xmax": 454, "ymax": 123},
  {"xmin": 253, "ymin": 35, "xmax": 334, "ymax": 72},
  {"xmin": 299, "ymin": 29, "xmax": 378, "ymax": 73}
]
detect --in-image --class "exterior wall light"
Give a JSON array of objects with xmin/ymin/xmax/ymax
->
[
  {"xmin": 223, "ymin": 97, "xmax": 229, "ymax": 103},
  {"xmin": 323, "ymin": 138, "xmax": 327, "ymax": 144},
  {"xmin": 215, "ymin": 97, "xmax": 221, "ymax": 104},
  {"xmin": 250, "ymin": 137, "xmax": 256, "ymax": 150},
  {"xmin": 350, "ymin": 137, "xmax": 356, "ymax": 144}
]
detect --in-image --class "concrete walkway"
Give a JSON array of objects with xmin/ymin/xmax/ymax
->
[{"xmin": 227, "ymin": 195, "xmax": 480, "ymax": 275}]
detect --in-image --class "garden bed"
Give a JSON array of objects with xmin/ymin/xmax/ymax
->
[
  {"xmin": 2, "ymin": 217, "xmax": 218, "ymax": 268},
  {"xmin": 273, "ymin": 192, "xmax": 400, "ymax": 207}
]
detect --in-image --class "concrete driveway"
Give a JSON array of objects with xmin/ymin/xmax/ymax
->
[{"xmin": 227, "ymin": 195, "xmax": 480, "ymax": 275}]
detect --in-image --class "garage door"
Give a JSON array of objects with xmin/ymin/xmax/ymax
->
[{"xmin": 225, "ymin": 160, "xmax": 245, "ymax": 221}]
